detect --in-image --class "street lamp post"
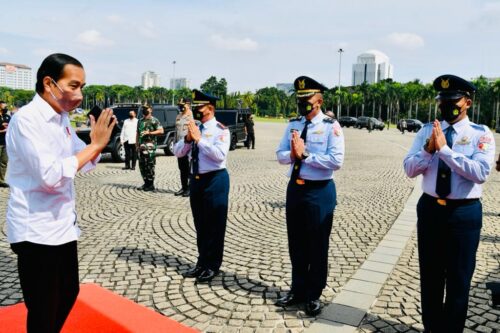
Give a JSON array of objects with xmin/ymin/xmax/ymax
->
[
  {"xmin": 337, "ymin": 48, "xmax": 344, "ymax": 118},
  {"xmin": 171, "ymin": 60, "xmax": 176, "ymax": 105}
]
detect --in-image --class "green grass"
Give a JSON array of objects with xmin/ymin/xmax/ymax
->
[{"xmin": 254, "ymin": 116, "xmax": 289, "ymax": 123}]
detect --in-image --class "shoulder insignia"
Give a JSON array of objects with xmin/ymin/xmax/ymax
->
[
  {"xmin": 322, "ymin": 117, "xmax": 334, "ymax": 124},
  {"xmin": 216, "ymin": 122, "xmax": 227, "ymax": 129},
  {"xmin": 332, "ymin": 121, "xmax": 342, "ymax": 136},
  {"xmin": 467, "ymin": 122, "xmax": 486, "ymax": 132},
  {"xmin": 289, "ymin": 116, "xmax": 302, "ymax": 122}
]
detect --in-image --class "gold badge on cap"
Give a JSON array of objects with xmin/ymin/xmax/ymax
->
[
  {"xmin": 441, "ymin": 79, "xmax": 450, "ymax": 89},
  {"xmin": 298, "ymin": 79, "xmax": 306, "ymax": 90},
  {"xmin": 192, "ymin": 92, "xmax": 196, "ymax": 99}
]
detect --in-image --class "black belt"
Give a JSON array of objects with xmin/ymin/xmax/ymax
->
[
  {"xmin": 422, "ymin": 193, "xmax": 479, "ymax": 207},
  {"xmin": 293, "ymin": 178, "xmax": 331, "ymax": 186},
  {"xmin": 193, "ymin": 169, "xmax": 224, "ymax": 180}
]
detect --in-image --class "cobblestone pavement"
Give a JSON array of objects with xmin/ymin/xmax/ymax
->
[
  {"xmin": 0, "ymin": 121, "xmax": 495, "ymax": 332},
  {"xmin": 359, "ymin": 133, "xmax": 500, "ymax": 333}
]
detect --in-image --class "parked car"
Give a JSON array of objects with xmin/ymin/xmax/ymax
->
[
  {"xmin": 76, "ymin": 103, "xmax": 179, "ymax": 162},
  {"xmin": 338, "ymin": 116, "xmax": 357, "ymax": 127},
  {"xmin": 397, "ymin": 119, "xmax": 424, "ymax": 132},
  {"xmin": 372, "ymin": 118, "xmax": 385, "ymax": 130},
  {"xmin": 215, "ymin": 108, "xmax": 252, "ymax": 150},
  {"xmin": 355, "ymin": 116, "xmax": 369, "ymax": 129}
]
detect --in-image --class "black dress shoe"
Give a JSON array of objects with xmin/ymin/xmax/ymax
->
[
  {"xmin": 275, "ymin": 292, "xmax": 304, "ymax": 307},
  {"xmin": 196, "ymin": 269, "xmax": 218, "ymax": 283},
  {"xmin": 305, "ymin": 299, "xmax": 322, "ymax": 316},
  {"xmin": 122, "ymin": 167, "xmax": 130, "ymax": 170},
  {"xmin": 0, "ymin": 183, "xmax": 9, "ymax": 188},
  {"xmin": 183, "ymin": 266, "xmax": 204, "ymax": 278},
  {"xmin": 143, "ymin": 185, "xmax": 155, "ymax": 192},
  {"xmin": 174, "ymin": 189, "xmax": 184, "ymax": 196},
  {"xmin": 181, "ymin": 189, "xmax": 190, "ymax": 197}
]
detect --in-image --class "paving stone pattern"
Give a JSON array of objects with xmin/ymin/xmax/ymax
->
[{"xmin": 2, "ymin": 122, "xmax": 495, "ymax": 332}]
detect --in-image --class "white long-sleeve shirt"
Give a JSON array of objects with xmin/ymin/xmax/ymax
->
[
  {"xmin": 119, "ymin": 117, "xmax": 138, "ymax": 144},
  {"xmin": 6, "ymin": 94, "xmax": 100, "ymax": 245}
]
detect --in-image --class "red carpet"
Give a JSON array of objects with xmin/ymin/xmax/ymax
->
[{"xmin": 0, "ymin": 284, "xmax": 199, "ymax": 333}]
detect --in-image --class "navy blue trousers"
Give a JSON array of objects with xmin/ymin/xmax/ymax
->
[
  {"xmin": 417, "ymin": 194, "xmax": 482, "ymax": 333},
  {"xmin": 189, "ymin": 169, "xmax": 230, "ymax": 271},
  {"xmin": 285, "ymin": 179, "xmax": 336, "ymax": 301}
]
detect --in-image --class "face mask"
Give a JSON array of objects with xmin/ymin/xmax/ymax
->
[
  {"xmin": 439, "ymin": 101, "xmax": 462, "ymax": 123},
  {"xmin": 297, "ymin": 100, "xmax": 314, "ymax": 116},
  {"xmin": 129, "ymin": 114, "xmax": 134, "ymax": 119},
  {"xmin": 193, "ymin": 106, "xmax": 204, "ymax": 120},
  {"xmin": 49, "ymin": 78, "xmax": 83, "ymax": 111},
  {"xmin": 179, "ymin": 105, "xmax": 185, "ymax": 112},
  {"xmin": 143, "ymin": 110, "xmax": 151, "ymax": 117}
]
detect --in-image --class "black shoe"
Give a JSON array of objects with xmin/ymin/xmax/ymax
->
[
  {"xmin": 122, "ymin": 167, "xmax": 130, "ymax": 170},
  {"xmin": 137, "ymin": 183, "xmax": 147, "ymax": 190},
  {"xmin": 181, "ymin": 189, "xmax": 190, "ymax": 197},
  {"xmin": 183, "ymin": 266, "xmax": 204, "ymax": 278},
  {"xmin": 0, "ymin": 182, "xmax": 9, "ymax": 188},
  {"xmin": 143, "ymin": 185, "xmax": 155, "ymax": 192},
  {"xmin": 196, "ymin": 269, "xmax": 218, "ymax": 283},
  {"xmin": 275, "ymin": 292, "xmax": 304, "ymax": 307},
  {"xmin": 131, "ymin": 167, "xmax": 136, "ymax": 170},
  {"xmin": 305, "ymin": 300, "xmax": 322, "ymax": 316},
  {"xmin": 174, "ymin": 189, "xmax": 184, "ymax": 196}
]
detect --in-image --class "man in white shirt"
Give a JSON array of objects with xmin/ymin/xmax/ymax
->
[
  {"xmin": 6, "ymin": 53, "xmax": 116, "ymax": 333},
  {"xmin": 120, "ymin": 110, "xmax": 138, "ymax": 170}
]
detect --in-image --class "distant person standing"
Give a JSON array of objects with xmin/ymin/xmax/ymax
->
[
  {"xmin": 0, "ymin": 101, "xmax": 11, "ymax": 187},
  {"xmin": 174, "ymin": 98, "xmax": 193, "ymax": 197},
  {"xmin": 137, "ymin": 106, "xmax": 164, "ymax": 191},
  {"xmin": 6, "ymin": 53, "xmax": 115, "ymax": 333},
  {"xmin": 324, "ymin": 110, "xmax": 335, "ymax": 119},
  {"xmin": 404, "ymin": 74, "xmax": 495, "ymax": 332},
  {"xmin": 401, "ymin": 119, "xmax": 407, "ymax": 134},
  {"xmin": 367, "ymin": 117, "xmax": 374, "ymax": 133},
  {"xmin": 120, "ymin": 110, "xmax": 138, "ymax": 170},
  {"xmin": 244, "ymin": 114, "xmax": 255, "ymax": 149}
]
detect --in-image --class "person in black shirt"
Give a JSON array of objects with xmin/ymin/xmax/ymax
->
[
  {"xmin": 244, "ymin": 114, "xmax": 255, "ymax": 149},
  {"xmin": 0, "ymin": 101, "xmax": 11, "ymax": 187}
]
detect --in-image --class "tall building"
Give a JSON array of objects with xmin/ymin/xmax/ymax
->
[
  {"xmin": 352, "ymin": 50, "xmax": 393, "ymax": 85},
  {"xmin": 142, "ymin": 71, "xmax": 160, "ymax": 89},
  {"xmin": 0, "ymin": 62, "xmax": 33, "ymax": 90},
  {"xmin": 276, "ymin": 83, "xmax": 294, "ymax": 95},
  {"xmin": 170, "ymin": 77, "xmax": 188, "ymax": 90}
]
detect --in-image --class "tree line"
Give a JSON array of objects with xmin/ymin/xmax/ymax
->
[{"xmin": 1, "ymin": 76, "xmax": 499, "ymax": 127}]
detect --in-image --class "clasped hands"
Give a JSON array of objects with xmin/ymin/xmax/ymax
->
[
  {"xmin": 424, "ymin": 120, "xmax": 448, "ymax": 154},
  {"xmin": 290, "ymin": 131, "xmax": 305, "ymax": 160},
  {"xmin": 185, "ymin": 121, "xmax": 201, "ymax": 143}
]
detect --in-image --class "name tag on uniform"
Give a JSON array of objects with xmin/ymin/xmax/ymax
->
[{"xmin": 456, "ymin": 136, "xmax": 471, "ymax": 145}]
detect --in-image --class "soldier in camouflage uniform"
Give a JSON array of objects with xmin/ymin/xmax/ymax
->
[{"xmin": 137, "ymin": 106, "xmax": 164, "ymax": 191}]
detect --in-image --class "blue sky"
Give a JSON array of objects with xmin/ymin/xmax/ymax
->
[{"xmin": 1, "ymin": 0, "xmax": 499, "ymax": 92}]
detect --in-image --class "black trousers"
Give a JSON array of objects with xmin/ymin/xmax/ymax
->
[
  {"xmin": 11, "ymin": 241, "xmax": 79, "ymax": 333},
  {"xmin": 189, "ymin": 169, "xmax": 230, "ymax": 271},
  {"xmin": 285, "ymin": 179, "xmax": 336, "ymax": 301},
  {"xmin": 246, "ymin": 132, "xmax": 255, "ymax": 149},
  {"xmin": 124, "ymin": 141, "xmax": 137, "ymax": 169},
  {"xmin": 417, "ymin": 194, "xmax": 482, "ymax": 333},
  {"xmin": 177, "ymin": 155, "xmax": 190, "ymax": 190}
]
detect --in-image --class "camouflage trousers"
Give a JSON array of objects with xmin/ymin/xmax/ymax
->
[{"xmin": 138, "ymin": 144, "xmax": 156, "ymax": 184}]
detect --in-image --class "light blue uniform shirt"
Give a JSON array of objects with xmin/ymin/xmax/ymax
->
[
  {"xmin": 276, "ymin": 112, "xmax": 344, "ymax": 180},
  {"xmin": 174, "ymin": 117, "xmax": 230, "ymax": 174},
  {"xmin": 404, "ymin": 117, "xmax": 496, "ymax": 199}
]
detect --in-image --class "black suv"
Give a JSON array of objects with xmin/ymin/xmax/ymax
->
[
  {"xmin": 355, "ymin": 116, "xmax": 369, "ymax": 129},
  {"xmin": 215, "ymin": 108, "xmax": 252, "ymax": 150},
  {"xmin": 338, "ymin": 116, "xmax": 357, "ymax": 127},
  {"xmin": 397, "ymin": 119, "xmax": 423, "ymax": 132},
  {"xmin": 76, "ymin": 103, "xmax": 179, "ymax": 162}
]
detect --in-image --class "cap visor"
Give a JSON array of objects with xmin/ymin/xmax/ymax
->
[{"xmin": 435, "ymin": 91, "xmax": 465, "ymax": 100}]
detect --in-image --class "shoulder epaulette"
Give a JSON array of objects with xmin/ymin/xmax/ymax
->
[
  {"xmin": 216, "ymin": 122, "xmax": 227, "ymax": 129},
  {"xmin": 470, "ymin": 123, "xmax": 487, "ymax": 132},
  {"xmin": 322, "ymin": 117, "xmax": 334, "ymax": 124},
  {"xmin": 289, "ymin": 116, "xmax": 302, "ymax": 122}
]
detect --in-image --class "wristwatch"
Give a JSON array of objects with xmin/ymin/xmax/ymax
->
[{"xmin": 301, "ymin": 151, "xmax": 310, "ymax": 160}]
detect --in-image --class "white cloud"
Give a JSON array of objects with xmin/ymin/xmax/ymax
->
[
  {"xmin": 386, "ymin": 32, "xmax": 425, "ymax": 50},
  {"xmin": 210, "ymin": 34, "xmax": 259, "ymax": 51},
  {"xmin": 33, "ymin": 48, "xmax": 56, "ymax": 57},
  {"xmin": 77, "ymin": 30, "xmax": 114, "ymax": 48},
  {"xmin": 0, "ymin": 48, "xmax": 8, "ymax": 55},
  {"xmin": 107, "ymin": 14, "xmax": 123, "ymax": 24}
]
